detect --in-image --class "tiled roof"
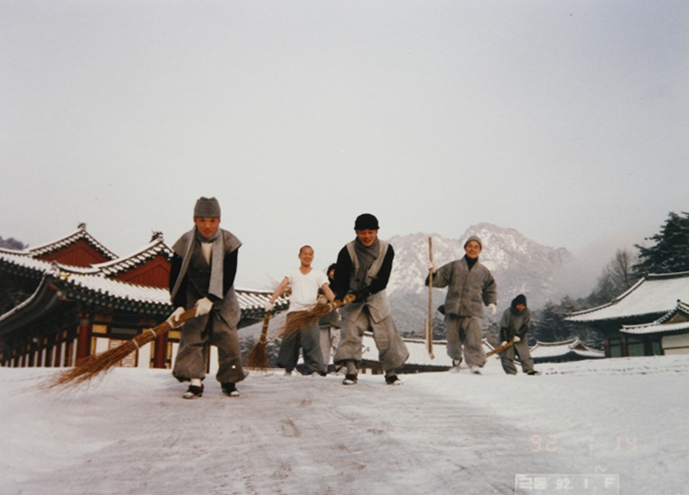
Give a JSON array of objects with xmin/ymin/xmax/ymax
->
[
  {"xmin": 621, "ymin": 300, "xmax": 689, "ymax": 335},
  {"xmin": 566, "ymin": 272, "xmax": 689, "ymax": 323},
  {"xmin": 28, "ymin": 223, "xmax": 117, "ymax": 260},
  {"xmin": 0, "ymin": 249, "xmax": 99, "ymax": 276},
  {"xmin": 529, "ymin": 338, "xmax": 605, "ymax": 359},
  {"xmin": 94, "ymin": 232, "xmax": 173, "ymax": 277},
  {"xmin": 0, "ymin": 268, "xmax": 289, "ymax": 326}
]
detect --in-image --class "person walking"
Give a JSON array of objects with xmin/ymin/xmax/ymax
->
[{"xmin": 426, "ymin": 235, "xmax": 497, "ymax": 374}]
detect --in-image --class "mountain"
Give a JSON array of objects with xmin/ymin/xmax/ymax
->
[{"xmin": 385, "ymin": 223, "xmax": 573, "ymax": 337}]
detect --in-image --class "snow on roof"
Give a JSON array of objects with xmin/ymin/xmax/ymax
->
[
  {"xmin": 27, "ymin": 223, "xmax": 117, "ymax": 260},
  {"xmin": 0, "ymin": 249, "xmax": 103, "ymax": 276},
  {"xmin": 566, "ymin": 272, "xmax": 689, "ymax": 323},
  {"xmin": 0, "ymin": 250, "xmax": 56, "ymax": 273},
  {"xmin": 621, "ymin": 300, "xmax": 689, "ymax": 335},
  {"xmin": 93, "ymin": 232, "xmax": 173, "ymax": 276},
  {"xmin": 56, "ymin": 273, "xmax": 172, "ymax": 307},
  {"xmin": 528, "ymin": 338, "xmax": 604, "ymax": 359}
]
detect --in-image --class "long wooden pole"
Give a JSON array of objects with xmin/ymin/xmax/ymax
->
[{"xmin": 426, "ymin": 236, "xmax": 435, "ymax": 359}]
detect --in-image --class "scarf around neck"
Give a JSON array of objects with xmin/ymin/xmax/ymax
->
[
  {"xmin": 353, "ymin": 237, "xmax": 380, "ymax": 284},
  {"xmin": 171, "ymin": 227, "xmax": 225, "ymax": 302}
]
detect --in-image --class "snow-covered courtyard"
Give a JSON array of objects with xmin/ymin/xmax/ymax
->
[{"xmin": 1, "ymin": 355, "xmax": 687, "ymax": 495}]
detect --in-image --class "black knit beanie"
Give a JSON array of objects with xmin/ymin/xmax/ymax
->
[{"xmin": 512, "ymin": 294, "xmax": 527, "ymax": 309}]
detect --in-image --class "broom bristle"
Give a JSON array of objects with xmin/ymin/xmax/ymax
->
[
  {"xmin": 47, "ymin": 308, "xmax": 197, "ymax": 390},
  {"xmin": 245, "ymin": 342, "xmax": 271, "ymax": 370},
  {"xmin": 244, "ymin": 313, "xmax": 272, "ymax": 372},
  {"xmin": 280, "ymin": 295, "xmax": 356, "ymax": 336}
]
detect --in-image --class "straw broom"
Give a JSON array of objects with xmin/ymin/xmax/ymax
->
[
  {"xmin": 48, "ymin": 307, "xmax": 197, "ymax": 389},
  {"xmin": 280, "ymin": 294, "xmax": 356, "ymax": 336},
  {"xmin": 244, "ymin": 311, "xmax": 272, "ymax": 371}
]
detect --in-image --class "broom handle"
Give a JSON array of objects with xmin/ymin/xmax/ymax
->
[
  {"xmin": 258, "ymin": 312, "xmax": 271, "ymax": 344},
  {"xmin": 486, "ymin": 336, "xmax": 517, "ymax": 357},
  {"xmin": 427, "ymin": 237, "xmax": 434, "ymax": 359}
]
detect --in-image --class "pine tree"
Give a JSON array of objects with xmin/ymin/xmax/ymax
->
[
  {"xmin": 0, "ymin": 236, "xmax": 28, "ymax": 250},
  {"xmin": 633, "ymin": 212, "xmax": 689, "ymax": 276}
]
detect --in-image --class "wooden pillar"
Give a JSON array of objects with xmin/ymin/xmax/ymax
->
[
  {"xmin": 53, "ymin": 332, "xmax": 64, "ymax": 368},
  {"xmin": 621, "ymin": 336, "xmax": 629, "ymax": 357},
  {"xmin": 75, "ymin": 317, "xmax": 92, "ymax": 364},
  {"xmin": 153, "ymin": 333, "xmax": 167, "ymax": 369}
]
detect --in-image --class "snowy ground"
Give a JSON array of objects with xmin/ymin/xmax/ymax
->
[{"xmin": 1, "ymin": 355, "xmax": 687, "ymax": 495}]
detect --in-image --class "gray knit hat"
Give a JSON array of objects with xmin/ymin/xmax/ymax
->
[
  {"xmin": 194, "ymin": 197, "xmax": 221, "ymax": 217},
  {"xmin": 464, "ymin": 235, "xmax": 482, "ymax": 249}
]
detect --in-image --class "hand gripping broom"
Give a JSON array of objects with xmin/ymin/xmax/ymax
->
[
  {"xmin": 280, "ymin": 294, "xmax": 357, "ymax": 336},
  {"xmin": 244, "ymin": 311, "xmax": 272, "ymax": 371},
  {"xmin": 48, "ymin": 307, "xmax": 197, "ymax": 389}
]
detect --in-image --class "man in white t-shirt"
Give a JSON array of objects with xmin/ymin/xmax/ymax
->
[{"xmin": 266, "ymin": 246, "xmax": 335, "ymax": 376}]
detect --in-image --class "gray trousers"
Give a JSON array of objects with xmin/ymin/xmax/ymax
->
[
  {"xmin": 319, "ymin": 325, "xmax": 339, "ymax": 367},
  {"xmin": 445, "ymin": 314, "xmax": 486, "ymax": 368},
  {"xmin": 334, "ymin": 307, "xmax": 409, "ymax": 373},
  {"xmin": 277, "ymin": 313, "xmax": 325, "ymax": 374},
  {"xmin": 172, "ymin": 312, "xmax": 245, "ymax": 384},
  {"xmin": 500, "ymin": 339, "xmax": 535, "ymax": 374}
]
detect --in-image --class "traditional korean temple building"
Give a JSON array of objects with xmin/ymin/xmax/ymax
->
[
  {"xmin": 566, "ymin": 271, "xmax": 689, "ymax": 357},
  {"xmin": 619, "ymin": 300, "xmax": 689, "ymax": 355},
  {"xmin": 0, "ymin": 224, "xmax": 286, "ymax": 369}
]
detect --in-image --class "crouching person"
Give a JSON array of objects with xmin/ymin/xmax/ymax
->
[
  {"xmin": 332, "ymin": 214, "xmax": 409, "ymax": 386},
  {"xmin": 168, "ymin": 197, "xmax": 246, "ymax": 399},
  {"xmin": 499, "ymin": 294, "xmax": 539, "ymax": 376}
]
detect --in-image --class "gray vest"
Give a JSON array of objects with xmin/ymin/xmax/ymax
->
[
  {"xmin": 171, "ymin": 229, "xmax": 242, "ymax": 329},
  {"xmin": 340, "ymin": 240, "xmax": 391, "ymax": 324}
]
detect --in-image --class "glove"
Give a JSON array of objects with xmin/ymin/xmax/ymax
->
[
  {"xmin": 195, "ymin": 297, "xmax": 213, "ymax": 317},
  {"xmin": 264, "ymin": 301, "xmax": 274, "ymax": 313},
  {"xmin": 488, "ymin": 303, "xmax": 496, "ymax": 316},
  {"xmin": 167, "ymin": 307, "xmax": 185, "ymax": 328},
  {"xmin": 353, "ymin": 287, "xmax": 371, "ymax": 303},
  {"xmin": 427, "ymin": 261, "xmax": 435, "ymax": 272},
  {"xmin": 501, "ymin": 341, "xmax": 507, "ymax": 347},
  {"xmin": 514, "ymin": 335, "xmax": 521, "ymax": 343}
]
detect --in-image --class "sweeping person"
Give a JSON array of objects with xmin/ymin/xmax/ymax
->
[
  {"xmin": 499, "ymin": 294, "xmax": 539, "ymax": 375},
  {"xmin": 331, "ymin": 213, "xmax": 409, "ymax": 385},
  {"xmin": 265, "ymin": 246, "xmax": 336, "ymax": 376},
  {"xmin": 167, "ymin": 197, "xmax": 245, "ymax": 399},
  {"xmin": 318, "ymin": 263, "xmax": 341, "ymax": 372},
  {"xmin": 426, "ymin": 235, "xmax": 497, "ymax": 375}
]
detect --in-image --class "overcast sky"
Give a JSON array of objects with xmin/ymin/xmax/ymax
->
[{"xmin": 1, "ymin": 1, "xmax": 687, "ymax": 288}]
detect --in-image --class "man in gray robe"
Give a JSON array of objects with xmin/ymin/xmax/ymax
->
[
  {"xmin": 426, "ymin": 235, "xmax": 497, "ymax": 374},
  {"xmin": 332, "ymin": 213, "xmax": 409, "ymax": 385},
  {"xmin": 168, "ymin": 197, "xmax": 245, "ymax": 399}
]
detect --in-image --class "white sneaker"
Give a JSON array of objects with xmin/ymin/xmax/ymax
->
[{"xmin": 470, "ymin": 366, "xmax": 481, "ymax": 375}]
